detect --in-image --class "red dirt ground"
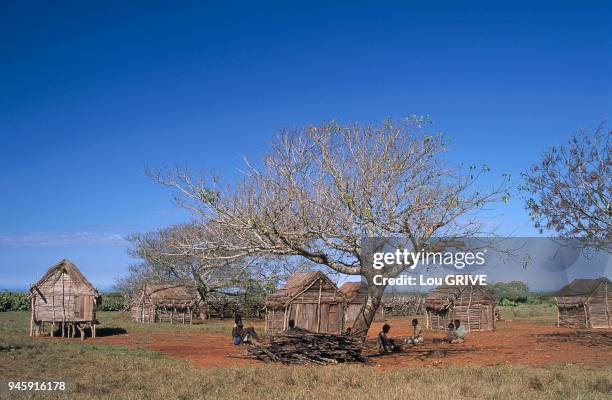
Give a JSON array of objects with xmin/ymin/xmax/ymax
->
[{"xmin": 86, "ymin": 318, "xmax": 611, "ymax": 369}]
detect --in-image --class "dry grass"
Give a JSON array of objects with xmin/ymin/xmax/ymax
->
[
  {"xmin": 1, "ymin": 312, "xmax": 610, "ymax": 400},
  {"xmin": 498, "ymin": 304, "xmax": 558, "ymax": 325}
]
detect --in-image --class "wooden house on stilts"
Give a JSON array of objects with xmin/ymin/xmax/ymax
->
[
  {"xmin": 265, "ymin": 271, "xmax": 347, "ymax": 334},
  {"xmin": 29, "ymin": 259, "xmax": 100, "ymax": 339},
  {"xmin": 557, "ymin": 278, "xmax": 611, "ymax": 328},
  {"xmin": 425, "ymin": 280, "xmax": 496, "ymax": 332}
]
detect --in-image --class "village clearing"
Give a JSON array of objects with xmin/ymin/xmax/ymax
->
[{"xmin": 1, "ymin": 311, "xmax": 610, "ymax": 400}]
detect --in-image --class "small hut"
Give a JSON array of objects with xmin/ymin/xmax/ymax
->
[
  {"xmin": 29, "ymin": 259, "xmax": 100, "ymax": 339},
  {"xmin": 425, "ymin": 281, "xmax": 496, "ymax": 332},
  {"xmin": 265, "ymin": 271, "xmax": 346, "ymax": 334},
  {"xmin": 557, "ymin": 278, "xmax": 611, "ymax": 329},
  {"xmin": 340, "ymin": 281, "xmax": 384, "ymax": 323},
  {"xmin": 130, "ymin": 284, "xmax": 197, "ymax": 324}
]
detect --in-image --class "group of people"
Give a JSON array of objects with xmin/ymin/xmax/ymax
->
[
  {"xmin": 444, "ymin": 319, "xmax": 466, "ymax": 344},
  {"xmin": 231, "ymin": 315, "xmax": 259, "ymax": 345},
  {"xmin": 231, "ymin": 316, "xmax": 299, "ymax": 346},
  {"xmin": 377, "ymin": 318, "xmax": 424, "ymax": 353},
  {"xmin": 232, "ymin": 314, "xmax": 468, "ymax": 353},
  {"xmin": 377, "ymin": 318, "xmax": 467, "ymax": 353}
]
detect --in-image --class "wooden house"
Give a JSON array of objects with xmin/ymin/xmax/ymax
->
[
  {"xmin": 557, "ymin": 278, "xmax": 611, "ymax": 328},
  {"xmin": 130, "ymin": 284, "xmax": 197, "ymax": 324},
  {"xmin": 340, "ymin": 281, "xmax": 384, "ymax": 323},
  {"xmin": 425, "ymin": 281, "xmax": 496, "ymax": 332},
  {"xmin": 29, "ymin": 259, "xmax": 100, "ymax": 339},
  {"xmin": 265, "ymin": 271, "xmax": 347, "ymax": 334}
]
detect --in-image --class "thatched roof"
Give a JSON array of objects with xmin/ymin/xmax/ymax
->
[
  {"xmin": 266, "ymin": 271, "xmax": 345, "ymax": 308},
  {"xmin": 138, "ymin": 284, "xmax": 197, "ymax": 307},
  {"xmin": 557, "ymin": 278, "xmax": 610, "ymax": 297},
  {"xmin": 340, "ymin": 281, "xmax": 366, "ymax": 303},
  {"xmin": 557, "ymin": 278, "xmax": 610, "ymax": 308},
  {"xmin": 30, "ymin": 259, "xmax": 99, "ymax": 296},
  {"xmin": 425, "ymin": 282, "xmax": 495, "ymax": 311}
]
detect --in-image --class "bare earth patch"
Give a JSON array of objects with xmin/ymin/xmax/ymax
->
[{"xmin": 48, "ymin": 318, "xmax": 611, "ymax": 369}]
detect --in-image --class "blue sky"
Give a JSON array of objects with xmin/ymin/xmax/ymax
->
[{"xmin": 1, "ymin": 1, "xmax": 609, "ymax": 290}]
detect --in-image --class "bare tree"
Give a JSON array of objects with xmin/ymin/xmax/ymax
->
[
  {"xmin": 151, "ymin": 117, "xmax": 510, "ymax": 335},
  {"xmin": 521, "ymin": 124, "xmax": 611, "ymax": 252},
  {"xmin": 125, "ymin": 223, "xmax": 259, "ymax": 307}
]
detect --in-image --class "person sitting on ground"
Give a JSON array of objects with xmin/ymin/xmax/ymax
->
[
  {"xmin": 286, "ymin": 319, "xmax": 297, "ymax": 331},
  {"xmin": 377, "ymin": 323, "xmax": 401, "ymax": 353},
  {"xmin": 443, "ymin": 321, "xmax": 455, "ymax": 343},
  {"xmin": 451, "ymin": 319, "xmax": 466, "ymax": 344},
  {"xmin": 404, "ymin": 318, "xmax": 424, "ymax": 345},
  {"xmin": 231, "ymin": 316, "xmax": 259, "ymax": 345}
]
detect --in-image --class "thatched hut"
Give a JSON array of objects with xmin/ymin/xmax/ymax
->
[
  {"xmin": 265, "ymin": 271, "xmax": 347, "ymax": 334},
  {"xmin": 425, "ymin": 281, "xmax": 496, "ymax": 332},
  {"xmin": 130, "ymin": 284, "xmax": 197, "ymax": 324},
  {"xmin": 340, "ymin": 281, "xmax": 384, "ymax": 323},
  {"xmin": 557, "ymin": 278, "xmax": 611, "ymax": 328},
  {"xmin": 29, "ymin": 259, "xmax": 100, "ymax": 339}
]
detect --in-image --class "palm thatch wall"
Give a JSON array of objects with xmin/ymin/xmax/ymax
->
[
  {"xmin": 557, "ymin": 278, "xmax": 611, "ymax": 329},
  {"xmin": 130, "ymin": 284, "xmax": 197, "ymax": 324},
  {"xmin": 425, "ymin": 281, "xmax": 496, "ymax": 332}
]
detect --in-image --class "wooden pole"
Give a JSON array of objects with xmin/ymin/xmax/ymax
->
[
  {"xmin": 61, "ymin": 273, "xmax": 65, "ymax": 338},
  {"xmin": 466, "ymin": 285, "xmax": 473, "ymax": 332},
  {"xmin": 605, "ymin": 282, "xmax": 610, "ymax": 328},
  {"xmin": 29, "ymin": 297, "xmax": 35, "ymax": 337},
  {"xmin": 316, "ymin": 281, "xmax": 323, "ymax": 333},
  {"xmin": 51, "ymin": 282, "xmax": 56, "ymax": 337}
]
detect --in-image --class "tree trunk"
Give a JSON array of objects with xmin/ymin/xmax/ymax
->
[
  {"xmin": 196, "ymin": 286, "xmax": 208, "ymax": 320},
  {"xmin": 351, "ymin": 275, "xmax": 387, "ymax": 338}
]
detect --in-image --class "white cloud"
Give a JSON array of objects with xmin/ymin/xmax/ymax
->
[{"xmin": 0, "ymin": 231, "xmax": 127, "ymax": 248}]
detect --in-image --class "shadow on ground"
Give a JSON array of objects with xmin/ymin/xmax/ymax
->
[
  {"xmin": 535, "ymin": 330, "xmax": 612, "ymax": 348},
  {"xmin": 96, "ymin": 327, "xmax": 128, "ymax": 337}
]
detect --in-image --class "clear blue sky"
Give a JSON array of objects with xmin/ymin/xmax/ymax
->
[{"xmin": 1, "ymin": 1, "xmax": 609, "ymax": 290}]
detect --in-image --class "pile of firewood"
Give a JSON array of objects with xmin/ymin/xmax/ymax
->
[{"xmin": 246, "ymin": 329, "xmax": 368, "ymax": 365}]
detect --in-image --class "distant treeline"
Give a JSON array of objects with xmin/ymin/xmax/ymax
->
[
  {"xmin": 0, "ymin": 291, "xmax": 128, "ymax": 312},
  {"xmin": 490, "ymin": 281, "xmax": 556, "ymax": 306}
]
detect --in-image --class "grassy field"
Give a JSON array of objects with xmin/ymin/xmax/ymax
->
[
  {"xmin": 497, "ymin": 304, "xmax": 558, "ymax": 325},
  {"xmin": 1, "ymin": 311, "xmax": 610, "ymax": 400}
]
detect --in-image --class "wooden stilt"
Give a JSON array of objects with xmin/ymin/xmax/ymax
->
[{"xmin": 29, "ymin": 299, "xmax": 35, "ymax": 337}]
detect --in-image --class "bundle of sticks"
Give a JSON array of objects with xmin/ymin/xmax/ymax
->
[{"xmin": 246, "ymin": 329, "xmax": 368, "ymax": 365}]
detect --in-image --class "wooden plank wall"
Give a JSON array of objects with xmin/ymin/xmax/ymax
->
[{"xmin": 33, "ymin": 271, "xmax": 96, "ymax": 322}]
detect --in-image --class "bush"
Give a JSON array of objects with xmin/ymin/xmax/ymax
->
[
  {"xmin": 98, "ymin": 292, "xmax": 128, "ymax": 311},
  {"xmin": 500, "ymin": 298, "xmax": 518, "ymax": 307},
  {"xmin": 492, "ymin": 281, "xmax": 530, "ymax": 303},
  {"xmin": 0, "ymin": 291, "xmax": 128, "ymax": 312},
  {"xmin": 0, "ymin": 291, "xmax": 30, "ymax": 311}
]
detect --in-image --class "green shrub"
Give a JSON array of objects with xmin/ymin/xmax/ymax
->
[
  {"xmin": 98, "ymin": 292, "xmax": 128, "ymax": 311},
  {"xmin": 0, "ymin": 291, "xmax": 30, "ymax": 312},
  {"xmin": 500, "ymin": 298, "xmax": 518, "ymax": 307}
]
